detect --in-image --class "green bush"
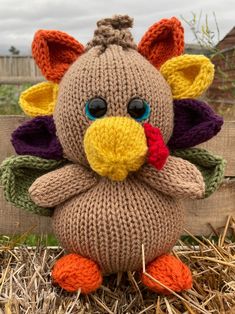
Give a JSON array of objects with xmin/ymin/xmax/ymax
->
[{"xmin": 0, "ymin": 84, "xmax": 32, "ymax": 115}]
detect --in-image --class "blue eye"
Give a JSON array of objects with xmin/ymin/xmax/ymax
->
[
  {"xmin": 127, "ymin": 98, "xmax": 151, "ymax": 121},
  {"xmin": 85, "ymin": 97, "xmax": 107, "ymax": 120}
]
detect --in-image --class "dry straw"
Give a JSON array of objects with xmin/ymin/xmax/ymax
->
[{"xmin": 0, "ymin": 216, "xmax": 235, "ymax": 313}]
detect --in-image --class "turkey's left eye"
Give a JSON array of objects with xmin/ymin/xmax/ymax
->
[
  {"xmin": 85, "ymin": 97, "xmax": 107, "ymax": 120},
  {"xmin": 127, "ymin": 98, "xmax": 151, "ymax": 121}
]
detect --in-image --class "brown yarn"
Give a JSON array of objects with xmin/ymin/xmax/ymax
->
[
  {"xmin": 55, "ymin": 45, "xmax": 173, "ymax": 165},
  {"xmin": 52, "ymin": 174, "xmax": 184, "ymax": 274},
  {"xmin": 49, "ymin": 41, "xmax": 180, "ymax": 274},
  {"xmin": 29, "ymin": 164, "xmax": 98, "ymax": 207},
  {"xmin": 136, "ymin": 156, "xmax": 205, "ymax": 199},
  {"xmin": 28, "ymin": 15, "xmax": 206, "ymax": 277},
  {"xmin": 29, "ymin": 157, "xmax": 204, "ymax": 275},
  {"xmin": 86, "ymin": 15, "xmax": 137, "ymax": 52}
]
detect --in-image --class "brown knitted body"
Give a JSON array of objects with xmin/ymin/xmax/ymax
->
[
  {"xmin": 52, "ymin": 176, "xmax": 183, "ymax": 274},
  {"xmin": 51, "ymin": 23, "xmax": 200, "ymax": 274},
  {"xmin": 27, "ymin": 15, "xmax": 207, "ymax": 282}
]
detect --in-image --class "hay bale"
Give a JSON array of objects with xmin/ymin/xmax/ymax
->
[{"xmin": 0, "ymin": 217, "xmax": 235, "ymax": 313}]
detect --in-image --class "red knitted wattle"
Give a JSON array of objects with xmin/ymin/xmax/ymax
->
[{"xmin": 144, "ymin": 123, "xmax": 169, "ymax": 170}]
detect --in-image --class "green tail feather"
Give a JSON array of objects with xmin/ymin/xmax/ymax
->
[
  {"xmin": 172, "ymin": 148, "xmax": 226, "ymax": 198},
  {"xmin": 0, "ymin": 155, "xmax": 67, "ymax": 216}
]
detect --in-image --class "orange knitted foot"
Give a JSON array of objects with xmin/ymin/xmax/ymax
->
[
  {"xmin": 141, "ymin": 254, "xmax": 192, "ymax": 295},
  {"xmin": 51, "ymin": 253, "xmax": 102, "ymax": 293}
]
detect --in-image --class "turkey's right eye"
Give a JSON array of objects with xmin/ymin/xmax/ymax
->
[{"xmin": 85, "ymin": 98, "xmax": 107, "ymax": 120}]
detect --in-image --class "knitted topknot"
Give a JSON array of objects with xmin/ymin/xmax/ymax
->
[{"xmin": 86, "ymin": 15, "xmax": 137, "ymax": 52}]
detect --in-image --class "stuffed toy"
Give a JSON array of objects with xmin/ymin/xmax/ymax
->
[{"xmin": 0, "ymin": 15, "xmax": 226, "ymax": 295}]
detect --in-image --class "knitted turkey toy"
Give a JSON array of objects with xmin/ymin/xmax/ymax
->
[{"xmin": 0, "ymin": 15, "xmax": 226, "ymax": 295}]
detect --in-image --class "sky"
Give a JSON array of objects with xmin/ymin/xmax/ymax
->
[{"xmin": 0, "ymin": 0, "xmax": 235, "ymax": 55}]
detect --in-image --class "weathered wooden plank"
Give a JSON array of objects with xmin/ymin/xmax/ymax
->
[
  {"xmin": 0, "ymin": 181, "xmax": 234, "ymax": 235},
  {"xmin": 0, "ymin": 77, "xmax": 44, "ymax": 84},
  {"xmin": 0, "ymin": 116, "xmax": 27, "ymax": 163},
  {"xmin": 0, "ymin": 188, "xmax": 52, "ymax": 234},
  {"xmin": 184, "ymin": 179, "xmax": 235, "ymax": 235},
  {"xmin": 1, "ymin": 116, "xmax": 234, "ymax": 176},
  {"xmin": 199, "ymin": 121, "xmax": 235, "ymax": 177},
  {"xmin": 0, "ymin": 56, "xmax": 42, "ymax": 79}
]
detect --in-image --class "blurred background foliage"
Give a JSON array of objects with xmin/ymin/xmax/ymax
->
[{"xmin": 0, "ymin": 84, "xmax": 30, "ymax": 115}]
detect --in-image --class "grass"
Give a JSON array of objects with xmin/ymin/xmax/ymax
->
[
  {"xmin": 0, "ymin": 234, "xmax": 58, "ymax": 247},
  {"xmin": 0, "ymin": 216, "xmax": 235, "ymax": 313}
]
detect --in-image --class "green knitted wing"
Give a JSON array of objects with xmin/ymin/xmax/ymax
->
[
  {"xmin": 0, "ymin": 155, "xmax": 67, "ymax": 216},
  {"xmin": 172, "ymin": 148, "xmax": 226, "ymax": 198}
]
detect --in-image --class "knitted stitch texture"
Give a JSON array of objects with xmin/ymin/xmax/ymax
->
[
  {"xmin": 169, "ymin": 99, "xmax": 223, "ymax": 149},
  {"xmin": 51, "ymin": 175, "xmax": 184, "ymax": 274},
  {"xmin": 84, "ymin": 117, "xmax": 147, "ymax": 181},
  {"xmin": 55, "ymin": 45, "xmax": 173, "ymax": 165},
  {"xmin": 52, "ymin": 253, "xmax": 102, "ymax": 293},
  {"xmin": 172, "ymin": 148, "xmax": 226, "ymax": 197},
  {"xmin": 29, "ymin": 164, "xmax": 98, "ymax": 208},
  {"xmin": 19, "ymin": 82, "xmax": 58, "ymax": 117},
  {"xmin": 11, "ymin": 116, "xmax": 63, "ymax": 159},
  {"xmin": 141, "ymin": 254, "xmax": 192, "ymax": 294},
  {"xmin": 143, "ymin": 123, "xmax": 169, "ymax": 170},
  {"xmin": 28, "ymin": 155, "xmax": 204, "ymax": 274},
  {"xmin": 0, "ymin": 156, "xmax": 65, "ymax": 216},
  {"xmin": 160, "ymin": 54, "xmax": 214, "ymax": 99},
  {"xmin": 136, "ymin": 156, "xmax": 205, "ymax": 200},
  {"xmin": 138, "ymin": 17, "xmax": 184, "ymax": 69},
  {"xmin": 86, "ymin": 15, "xmax": 137, "ymax": 52},
  {"xmin": 32, "ymin": 30, "xmax": 84, "ymax": 83}
]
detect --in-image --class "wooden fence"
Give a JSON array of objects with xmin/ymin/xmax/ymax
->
[
  {"xmin": 207, "ymin": 46, "xmax": 235, "ymax": 106},
  {"xmin": 0, "ymin": 56, "xmax": 43, "ymax": 84},
  {"xmin": 0, "ymin": 115, "xmax": 234, "ymax": 236},
  {"xmin": 0, "ymin": 55, "xmax": 234, "ymax": 236},
  {"xmin": 0, "ymin": 47, "xmax": 209, "ymax": 84}
]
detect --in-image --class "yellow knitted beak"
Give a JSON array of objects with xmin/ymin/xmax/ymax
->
[{"xmin": 84, "ymin": 117, "xmax": 148, "ymax": 181}]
